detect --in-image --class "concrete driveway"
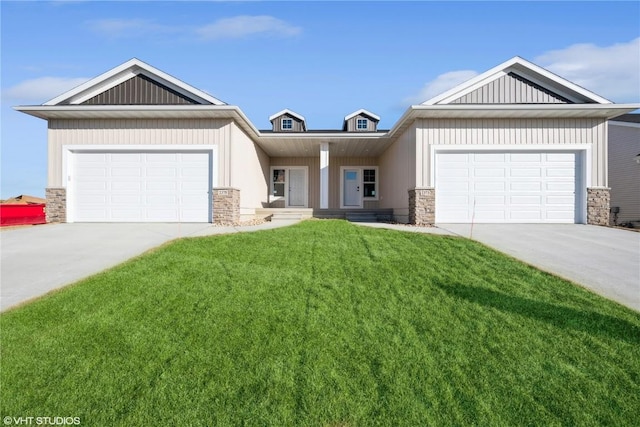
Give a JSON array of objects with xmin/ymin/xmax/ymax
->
[
  {"xmin": 0, "ymin": 221, "xmax": 297, "ymax": 312},
  {"xmin": 438, "ymin": 224, "xmax": 640, "ymax": 312}
]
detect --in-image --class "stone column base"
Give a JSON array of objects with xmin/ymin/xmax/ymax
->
[
  {"xmin": 212, "ymin": 188, "xmax": 240, "ymax": 225},
  {"xmin": 587, "ymin": 187, "xmax": 610, "ymax": 226},
  {"xmin": 45, "ymin": 187, "xmax": 67, "ymax": 223},
  {"xmin": 408, "ymin": 188, "xmax": 435, "ymax": 226}
]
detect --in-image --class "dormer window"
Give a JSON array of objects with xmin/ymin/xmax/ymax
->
[
  {"xmin": 357, "ymin": 119, "xmax": 368, "ymax": 130},
  {"xmin": 282, "ymin": 118, "xmax": 293, "ymax": 130}
]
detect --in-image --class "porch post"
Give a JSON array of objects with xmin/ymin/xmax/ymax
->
[{"xmin": 320, "ymin": 142, "xmax": 329, "ymax": 209}]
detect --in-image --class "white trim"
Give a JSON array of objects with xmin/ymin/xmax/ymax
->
[
  {"xmin": 320, "ymin": 143, "xmax": 329, "ymax": 209},
  {"xmin": 281, "ymin": 117, "xmax": 293, "ymax": 130},
  {"xmin": 429, "ymin": 144, "xmax": 591, "ymax": 224},
  {"xmin": 269, "ymin": 166, "xmax": 309, "ymax": 208},
  {"xmin": 268, "ymin": 108, "xmax": 306, "ymax": 122},
  {"xmin": 609, "ymin": 120, "xmax": 640, "ymax": 129},
  {"xmin": 339, "ymin": 166, "xmax": 379, "ymax": 209},
  {"xmin": 356, "ymin": 118, "xmax": 369, "ymax": 130},
  {"xmin": 45, "ymin": 58, "xmax": 224, "ymax": 106},
  {"xmin": 344, "ymin": 108, "xmax": 381, "ymax": 122},
  {"xmin": 423, "ymin": 56, "xmax": 612, "ymax": 106},
  {"xmin": 63, "ymin": 144, "xmax": 218, "ymax": 223}
]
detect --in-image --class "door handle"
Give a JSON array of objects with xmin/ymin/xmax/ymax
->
[{"xmin": 357, "ymin": 186, "xmax": 360, "ymax": 192}]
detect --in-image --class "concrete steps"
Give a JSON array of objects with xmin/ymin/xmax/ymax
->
[{"xmin": 345, "ymin": 212, "xmax": 379, "ymax": 223}]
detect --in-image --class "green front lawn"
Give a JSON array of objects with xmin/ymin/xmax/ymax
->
[{"xmin": 1, "ymin": 220, "xmax": 639, "ymax": 426}]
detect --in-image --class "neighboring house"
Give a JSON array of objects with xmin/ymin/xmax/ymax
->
[
  {"xmin": 608, "ymin": 114, "xmax": 640, "ymax": 226},
  {"xmin": 15, "ymin": 57, "xmax": 638, "ymax": 225}
]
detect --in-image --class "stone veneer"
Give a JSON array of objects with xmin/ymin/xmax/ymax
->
[
  {"xmin": 45, "ymin": 187, "xmax": 67, "ymax": 223},
  {"xmin": 587, "ymin": 187, "xmax": 610, "ymax": 226},
  {"xmin": 212, "ymin": 187, "xmax": 240, "ymax": 225},
  {"xmin": 408, "ymin": 188, "xmax": 435, "ymax": 226}
]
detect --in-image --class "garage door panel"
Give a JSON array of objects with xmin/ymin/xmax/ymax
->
[
  {"xmin": 436, "ymin": 151, "xmax": 578, "ymax": 223},
  {"xmin": 72, "ymin": 151, "xmax": 211, "ymax": 222},
  {"xmin": 474, "ymin": 168, "xmax": 505, "ymax": 177},
  {"xmin": 510, "ymin": 182, "xmax": 541, "ymax": 191},
  {"xmin": 510, "ymin": 211, "xmax": 542, "ymax": 220},
  {"xmin": 475, "ymin": 153, "xmax": 506, "ymax": 162},
  {"xmin": 474, "ymin": 182, "xmax": 505, "ymax": 191},
  {"xmin": 475, "ymin": 195, "xmax": 506, "ymax": 205},
  {"xmin": 511, "ymin": 195, "xmax": 542, "ymax": 205},
  {"xmin": 510, "ymin": 153, "xmax": 542, "ymax": 162},
  {"xmin": 111, "ymin": 194, "xmax": 141, "ymax": 204},
  {"xmin": 546, "ymin": 168, "xmax": 575, "ymax": 177}
]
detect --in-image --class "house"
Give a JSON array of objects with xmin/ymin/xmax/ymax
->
[
  {"xmin": 608, "ymin": 114, "xmax": 640, "ymax": 227},
  {"xmin": 15, "ymin": 57, "xmax": 638, "ymax": 225}
]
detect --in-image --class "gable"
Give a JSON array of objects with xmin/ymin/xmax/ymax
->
[
  {"xmin": 71, "ymin": 74, "xmax": 200, "ymax": 105},
  {"xmin": 44, "ymin": 58, "xmax": 225, "ymax": 106},
  {"xmin": 450, "ymin": 72, "xmax": 574, "ymax": 104},
  {"xmin": 271, "ymin": 113, "xmax": 307, "ymax": 132},
  {"xmin": 424, "ymin": 57, "xmax": 612, "ymax": 106}
]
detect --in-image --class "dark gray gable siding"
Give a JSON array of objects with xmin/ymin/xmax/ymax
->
[
  {"xmin": 343, "ymin": 113, "xmax": 379, "ymax": 132},
  {"xmin": 271, "ymin": 113, "xmax": 306, "ymax": 132},
  {"xmin": 80, "ymin": 74, "xmax": 201, "ymax": 105},
  {"xmin": 451, "ymin": 72, "xmax": 574, "ymax": 104}
]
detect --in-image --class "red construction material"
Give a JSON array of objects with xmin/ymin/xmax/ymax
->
[{"xmin": 0, "ymin": 204, "xmax": 46, "ymax": 226}]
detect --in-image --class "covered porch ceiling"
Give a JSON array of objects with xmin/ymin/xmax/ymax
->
[{"xmin": 256, "ymin": 133, "xmax": 393, "ymax": 157}]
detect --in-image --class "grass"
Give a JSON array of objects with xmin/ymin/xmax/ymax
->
[{"xmin": 1, "ymin": 220, "xmax": 639, "ymax": 426}]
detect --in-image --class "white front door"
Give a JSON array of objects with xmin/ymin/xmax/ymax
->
[
  {"xmin": 343, "ymin": 169, "xmax": 361, "ymax": 207},
  {"xmin": 288, "ymin": 168, "xmax": 306, "ymax": 207}
]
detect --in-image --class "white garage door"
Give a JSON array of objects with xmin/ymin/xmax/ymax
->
[
  {"xmin": 435, "ymin": 151, "xmax": 578, "ymax": 223},
  {"xmin": 72, "ymin": 151, "xmax": 211, "ymax": 222}
]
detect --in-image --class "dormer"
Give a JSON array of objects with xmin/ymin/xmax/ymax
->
[
  {"xmin": 343, "ymin": 109, "xmax": 380, "ymax": 132},
  {"xmin": 269, "ymin": 109, "xmax": 307, "ymax": 132}
]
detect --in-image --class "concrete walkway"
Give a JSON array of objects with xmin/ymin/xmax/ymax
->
[
  {"xmin": 436, "ymin": 224, "xmax": 640, "ymax": 312},
  {"xmin": 0, "ymin": 221, "xmax": 298, "ymax": 312}
]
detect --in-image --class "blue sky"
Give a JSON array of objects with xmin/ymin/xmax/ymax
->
[{"xmin": 1, "ymin": 1, "xmax": 639, "ymax": 198}]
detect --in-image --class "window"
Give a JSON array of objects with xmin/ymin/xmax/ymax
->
[
  {"xmin": 357, "ymin": 118, "xmax": 368, "ymax": 130},
  {"xmin": 363, "ymin": 168, "xmax": 376, "ymax": 198},
  {"xmin": 273, "ymin": 169, "xmax": 285, "ymax": 197},
  {"xmin": 282, "ymin": 118, "xmax": 293, "ymax": 130}
]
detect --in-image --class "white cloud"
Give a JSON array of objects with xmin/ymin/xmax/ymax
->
[
  {"xmin": 195, "ymin": 15, "xmax": 302, "ymax": 40},
  {"xmin": 86, "ymin": 19, "xmax": 179, "ymax": 39},
  {"xmin": 535, "ymin": 38, "xmax": 640, "ymax": 103},
  {"xmin": 4, "ymin": 77, "xmax": 89, "ymax": 103},
  {"xmin": 404, "ymin": 70, "xmax": 478, "ymax": 105}
]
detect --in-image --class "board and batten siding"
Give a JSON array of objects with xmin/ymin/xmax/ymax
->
[
  {"xmin": 78, "ymin": 75, "xmax": 200, "ymax": 105},
  {"xmin": 608, "ymin": 122, "xmax": 640, "ymax": 223},
  {"xmin": 344, "ymin": 114, "xmax": 378, "ymax": 132},
  {"xmin": 414, "ymin": 118, "xmax": 607, "ymax": 188},
  {"xmin": 271, "ymin": 114, "xmax": 306, "ymax": 132},
  {"xmin": 450, "ymin": 73, "xmax": 571, "ymax": 104},
  {"xmin": 48, "ymin": 118, "xmax": 233, "ymax": 188}
]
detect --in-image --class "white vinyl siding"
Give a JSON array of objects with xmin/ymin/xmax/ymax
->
[
  {"xmin": 435, "ymin": 151, "xmax": 579, "ymax": 223},
  {"xmin": 608, "ymin": 122, "xmax": 640, "ymax": 224}
]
